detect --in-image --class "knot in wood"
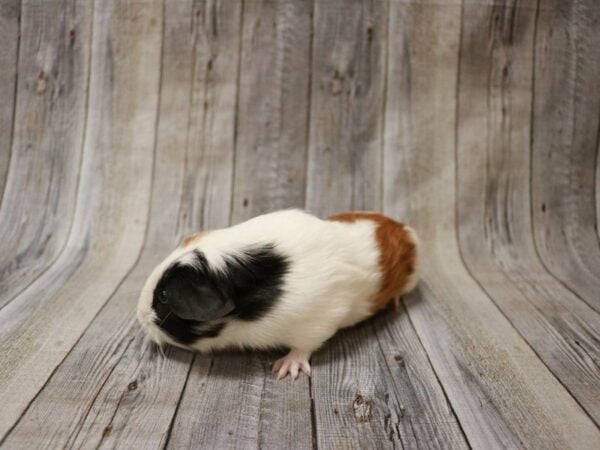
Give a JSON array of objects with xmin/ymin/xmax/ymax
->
[{"xmin": 352, "ymin": 393, "xmax": 373, "ymax": 423}]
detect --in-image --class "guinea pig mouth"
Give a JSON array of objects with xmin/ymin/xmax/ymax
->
[
  {"xmin": 138, "ymin": 314, "xmax": 165, "ymax": 345},
  {"xmin": 136, "ymin": 304, "xmax": 172, "ymax": 348},
  {"xmin": 141, "ymin": 317, "xmax": 190, "ymax": 351},
  {"xmin": 137, "ymin": 306, "xmax": 154, "ymax": 329}
]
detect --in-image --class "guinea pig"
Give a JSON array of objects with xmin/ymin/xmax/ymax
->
[{"xmin": 137, "ymin": 209, "xmax": 420, "ymax": 380}]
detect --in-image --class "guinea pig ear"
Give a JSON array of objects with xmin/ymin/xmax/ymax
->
[
  {"xmin": 165, "ymin": 264, "xmax": 235, "ymax": 322},
  {"xmin": 170, "ymin": 285, "xmax": 235, "ymax": 322}
]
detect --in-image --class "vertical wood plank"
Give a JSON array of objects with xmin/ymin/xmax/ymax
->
[
  {"xmin": 170, "ymin": 1, "xmax": 314, "ymax": 448},
  {"xmin": 456, "ymin": 0, "xmax": 600, "ymax": 425},
  {"xmin": 385, "ymin": 0, "xmax": 600, "ymax": 448},
  {"xmin": 0, "ymin": 0, "xmax": 91, "ymax": 308},
  {"xmin": 231, "ymin": 0, "xmax": 312, "ymax": 222},
  {"xmin": 306, "ymin": 0, "xmax": 385, "ymax": 218},
  {"xmin": 0, "ymin": 0, "xmax": 161, "ymax": 441},
  {"xmin": 0, "ymin": 0, "xmax": 20, "ymax": 200},
  {"xmin": 531, "ymin": 0, "xmax": 600, "ymax": 312}
]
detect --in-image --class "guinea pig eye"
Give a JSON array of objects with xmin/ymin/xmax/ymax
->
[{"xmin": 157, "ymin": 289, "xmax": 168, "ymax": 304}]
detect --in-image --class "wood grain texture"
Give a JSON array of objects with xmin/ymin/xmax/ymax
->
[
  {"xmin": 4, "ymin": 0, "xmax": 239, "ymax": 448},
  {"xmin": 306, "ymin": 2, "xmax": 467, "ymax": 449},
  {"xmin": 372, "ymin": 309, "xmax": 467, "ymax": 449},
  {"xmin": 385, "ymin": 1, "xmax": 600, "ymax": 448},
  {"xmin": 531, "ymin": 0, "xmax": 600, "ymax": 312},
  {"xmin": 0, "ymin": 0, "xmax": 20, "ymax": 202},
  {"xmin": 0, "ymin": 0, "xmax": 161, "ymax": 440},
  {"xmin": 306, "ymin": 0, "xmax": 386, "ymax": 218},
  {"xmin": 0, "ymin": 0, "xmax": 599, "ymax": 448},
  {"xmin": 456, "ymin": 0, "xmax": 600, "ymax": 425},
  {"xmin": 309, "ymin": 312, "xmax": 468, "ymax": 450},
  {"xmin": 170, "ymin": 350, "xmax": 310, "ymax": 450},
  {"xmin": 170, "ymin": 1, "xmax": 313, "ymax": 448},
  {"xmin": 306, "ymin": 1, "xmax": 392, "ymax": 447},
  {"xmin": 0, "ymin": 0, "xmax": 91, "ymax": 309},
  {"xmin": 231, "ymin": 0, "xmax": 312, "ymax": 222}
]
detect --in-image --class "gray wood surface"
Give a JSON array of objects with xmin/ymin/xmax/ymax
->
[
  {"xmin": 531, "ymin": 0, "xmax": 600, "ymax": 312},
  {"xmin": 385, "ymin": 1, "xmax": 599, "ymax": 448},
  {"xmin": 1, "ymin": 0, "xmax": 599, "ymax": 449},
  {"xmin": 456, "ymin": 0, "xmax": 600, "ymax": 425},
  {"xmin": 0, "ymin": 0, "xmax": 161, "ymax": 441},
  {"xmin": 0, "ymin": 0, "xmax": 20, "ymax": 202},
  {"xmin": 0, "ymin": 0, "xmax": 91, "ymax": 309},
  {"xmin": 306, "ymin": 0, "xmax": 385, "ymax": 217},
  {"xmin": 232, "ymin": 0, "xmax": 312, "ymax": 221}
]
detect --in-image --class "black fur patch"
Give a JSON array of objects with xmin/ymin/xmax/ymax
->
[
  {"xmin": 215, "ymin": 245, "xmax": 290, "ymax": 321},
  {"xmin": 152, "ymin": 244, "xmax": 289, "ymax": 345}
]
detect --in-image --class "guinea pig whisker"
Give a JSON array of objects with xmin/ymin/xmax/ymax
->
[
  {"xmin": 141, "ymin": 333, "xmax": 152, "ymax": 354},
  {"xmin": 157, "ymin": 311, "xmax": 172, "ymax": 328},
  {"xmin": 157, "ymin": 341, "xmax": 166, "ymax": 358}
]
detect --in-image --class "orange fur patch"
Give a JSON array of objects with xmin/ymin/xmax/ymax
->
[
  {"xmin": 327, "ymin": 212, "xmax": 418, "ymax": 312},
  {"xmin": 180, "ymin": 231, "xmax": 210, "ymax": 247}
]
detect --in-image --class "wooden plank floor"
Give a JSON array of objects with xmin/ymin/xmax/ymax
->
[{"xmin": 0, "ymin": 1, "xmax": 599, "ymax": 448}]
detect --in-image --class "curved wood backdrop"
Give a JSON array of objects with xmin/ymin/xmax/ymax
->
[{"xmin": 0, "ymin": 1, "xmax": 598, "ymax": 449}]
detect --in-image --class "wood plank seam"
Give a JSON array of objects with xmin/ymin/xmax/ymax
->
[
  {"xmin": 303, "ymin": 2, "xmax": 317, "ymax": 448},
  {"xmin": 256, "ymin": 360, "xmax": 269, "ymax": 450},
  {"xmin": 66, "ymin": 329, "xmax": 139, "ymax": 447},
  {"xmin": 81, "ymin": 333, "xmax": 141, "ymax": 445},
  {"xmin": 229, "ymin": 0, "xmax": 245, "ymax": 227},
  {"xmin": 302, "ymin": 0, "xmax": 315, "ymax": 212},
  {"xmin": 309, "ymin": 375, "xmax": 318, "ymax": 450},
  {"xmin": 378, "ymin": 0, "xmax": 390, "ymax": 213},
  {"xmin": 377, "ymin": 306, "xmax": 472, "ymax": 448},
  {"xmin": 163, "ymin": 354, "xmax": 199, "ymax": 449}
]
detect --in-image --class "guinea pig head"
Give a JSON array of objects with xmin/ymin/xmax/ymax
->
[{"xmin": 137, "ymin": 250, "xmax": 234, "ymax": 348}]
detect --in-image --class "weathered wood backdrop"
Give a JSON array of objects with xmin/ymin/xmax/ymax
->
[{"xmin": 0, "ymin": 0, "xmax": 599, "ymax": 448}]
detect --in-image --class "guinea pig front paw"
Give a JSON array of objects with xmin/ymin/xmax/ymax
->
[{"xmin": 272, "ymin": 350, "xmax": 311, "ymax": 381}]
